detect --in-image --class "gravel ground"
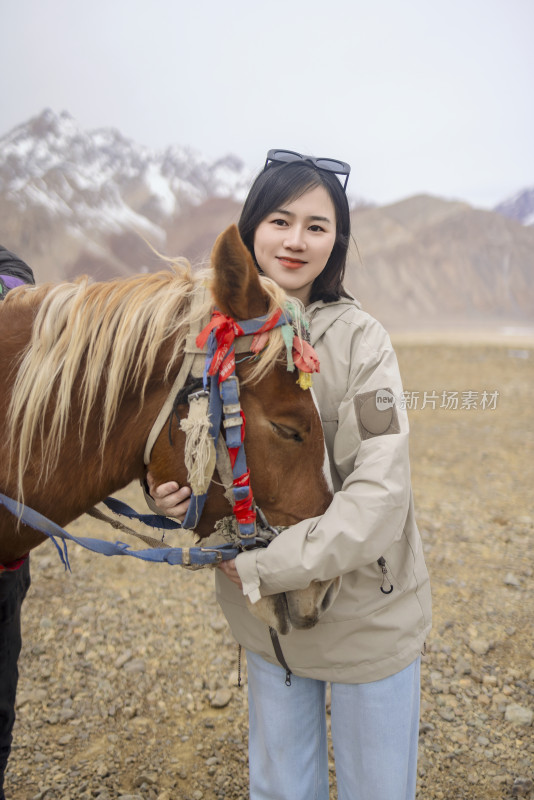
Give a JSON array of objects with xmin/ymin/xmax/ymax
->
[{"xmin": 4, "ymin": 342, "xmax": 534, "ymax": 800}]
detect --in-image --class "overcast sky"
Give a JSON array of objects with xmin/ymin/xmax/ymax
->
[{"xmin": 2, "ymin": 0, "xmax": 533, "ymax": 208}]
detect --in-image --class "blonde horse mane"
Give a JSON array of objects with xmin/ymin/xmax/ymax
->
[{"xmin": 6, "ymin": 263, "xmax": 302, "ymax": 496}]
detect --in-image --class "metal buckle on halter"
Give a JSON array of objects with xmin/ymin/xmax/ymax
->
[
  {"xmin": 238, "ymin": 518, "xmax": 259, "ymax": 549},
  {"xmin": 240, "ymin": 538, "xmax": 258, "ymax": 550},
  {"xmin": 187, "ymin": 389, "xmax": 209, "ymax": 403},
  {"xmin": 255, "ymin": 506, "xmax": 281, "ymax": 545},
  {"xmin": 200, "ymin": 547, "xmax": 223, "ymax": 564}
]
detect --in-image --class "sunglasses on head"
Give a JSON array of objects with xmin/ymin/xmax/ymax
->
[{"xmin": 264, "ymin": 149, "xmax": 351, "ymax": 191}]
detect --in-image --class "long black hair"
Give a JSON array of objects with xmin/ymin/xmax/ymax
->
[{"xmin": 238, "ymin": 161, "xmax": 351, "ymax": 304}]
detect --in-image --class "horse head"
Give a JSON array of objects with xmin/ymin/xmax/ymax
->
[{"xmin": 149, "ymin": 225, "xmax": 339, "ymax": 633}]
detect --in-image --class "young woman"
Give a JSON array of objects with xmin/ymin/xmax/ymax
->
[{"xmin": 148, "ymin": 150, "xmax": 432, "ymax": 800}]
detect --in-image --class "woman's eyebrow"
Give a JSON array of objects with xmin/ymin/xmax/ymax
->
[{"xmin": 272, "ymin": 208, "xmax": 333, "ymax": 224}]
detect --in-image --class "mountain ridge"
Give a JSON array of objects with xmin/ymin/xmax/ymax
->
[
  {"xmin": 349, "ymin": 196, "xmax": 533, "ymax": 327},
  {"xmin": 1, "ymin": 109, "xmax": 532, "ymax": 328}
]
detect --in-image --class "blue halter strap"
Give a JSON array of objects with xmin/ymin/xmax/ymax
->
[{"xmin": 180, "ymin": 306, "xmax": 291, "ymax": 546}]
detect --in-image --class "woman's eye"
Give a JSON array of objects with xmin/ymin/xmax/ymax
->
[
  {"xmin": 272, "ymin": 218, "xmax": 288, "ymax": 227},
  {"xmin": 309, "ymin": 224, "xmax": 325, "ymax": 232}
]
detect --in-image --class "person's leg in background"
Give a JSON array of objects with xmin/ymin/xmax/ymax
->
[{"xmin": 0, "ymin": 559, "xmax": 31, "ymax": 800}]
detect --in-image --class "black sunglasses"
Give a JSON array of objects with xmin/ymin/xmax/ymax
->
[{"xmin": 264, "ymin": 149, "xmax": 351, "ymax": 190}]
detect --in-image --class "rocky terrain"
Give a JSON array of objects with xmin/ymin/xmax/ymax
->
[{"xmin": 5, "ymin": 340, "xmax": 534, "ymax": 800}]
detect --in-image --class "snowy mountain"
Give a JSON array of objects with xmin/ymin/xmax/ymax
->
[
  {"xmin": 1, "ymin": 109, "xmax": 533, "ymax": 327},
  {"xmin": 494, "ymin": 187, "xmax": 534, "ymax": 226},
  {"xmin": 0, "ymin": 109, "xmax": 252, "ymax": 280}
]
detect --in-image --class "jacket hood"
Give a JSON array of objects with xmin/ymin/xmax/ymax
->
[{"xmin": 306, "ymin": 292, "xmax": 362, "ymax": 346}]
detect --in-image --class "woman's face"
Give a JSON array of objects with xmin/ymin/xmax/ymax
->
[{"xmin": 253, "ymin": 185, "xmax": 337, "ymax": 306}]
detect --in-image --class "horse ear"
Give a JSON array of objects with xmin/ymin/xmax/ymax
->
[{"xmin": 210, "ymin": 224, "xmax": 268, "ymax": 320}]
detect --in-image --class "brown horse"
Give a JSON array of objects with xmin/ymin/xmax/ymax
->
[{"xmin": 0, "ymin": 225, "xmax": 338, "ymax": 633}]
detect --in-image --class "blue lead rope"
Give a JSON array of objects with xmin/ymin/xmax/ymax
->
[
  {"xmin": 0, "ymin": 493, "xmax": 239, "ymax": 570},
  {"xmin": 101, "ymin": 496, "xmax": 183, "ymax": 530}
]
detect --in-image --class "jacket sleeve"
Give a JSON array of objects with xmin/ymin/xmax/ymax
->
[
  {"xmin": 236, "ymin": 318, "xmax": 412, "ymax": 603},
  {"xmin": 0, "ymin": 245, "xmax": 36, "ymax": 294}
]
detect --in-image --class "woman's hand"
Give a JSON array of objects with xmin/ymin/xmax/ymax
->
[
  {"xmin": 146, "ymin": 472, "xmax": 243, "ymax": 591},
  {"xmin": 146, "ymin": 472, "xmax": 243, "ymax": 590},
  {"xmin": 217, "ymin": 558, "xmax": 243, "ymax": 590},
  {"xmin": 145, "ymin": 471, "xmax": 192, "ymax": 521}
]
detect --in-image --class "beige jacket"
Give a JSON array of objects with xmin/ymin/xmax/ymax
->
[{"xmin": 215, "ymin": 296, "xmax": 432, "ymax": 683}]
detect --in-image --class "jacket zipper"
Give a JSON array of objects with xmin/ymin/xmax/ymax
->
[{"xmin": 377, "ymin": 557, "xmax": 393, "ymax": 594}]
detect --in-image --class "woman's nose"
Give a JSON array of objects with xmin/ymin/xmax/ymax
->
[{"xmin": 283, "ymin": 227, "xmax": 306, "ymax": 250}]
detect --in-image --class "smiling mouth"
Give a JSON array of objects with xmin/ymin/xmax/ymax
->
[{"xmin": 277, "ymin": 257, "xmax": 307, "ymax": 269}]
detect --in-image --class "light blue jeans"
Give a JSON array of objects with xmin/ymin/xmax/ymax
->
[{"xmin": 246, "ymin": 650, "xmax": 421, "ymax": 800}]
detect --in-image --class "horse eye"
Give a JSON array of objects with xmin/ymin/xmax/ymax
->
[{"xmin": 271, "ymin": 422, "xmax": 303, "ymax": 443}]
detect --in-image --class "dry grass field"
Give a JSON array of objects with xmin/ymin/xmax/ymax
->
[{"xmin": 5, "ymin": 339, "xmax": 534, "ymax": 800}]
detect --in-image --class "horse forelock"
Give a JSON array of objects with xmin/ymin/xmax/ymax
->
[
  {"xmin": 6, "ymin": 265, "xmax": 300, "ymax": 497},
  {"xmin": 243, "ymin": 276, "xmax": 308, "ymax": 386}
]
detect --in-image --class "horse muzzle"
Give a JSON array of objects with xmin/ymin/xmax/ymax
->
[{"xmin": 284, "ymin": 577, "xmax": 342, "ymax": 630}]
